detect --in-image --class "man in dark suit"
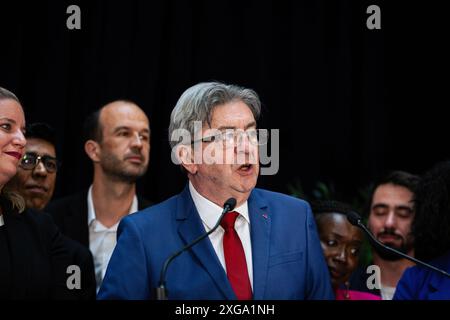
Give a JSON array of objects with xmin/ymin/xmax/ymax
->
[
  {"xmin": 98, "ymin": 82, "xmax": 333, "ymax": 300},
  {"xmin": 6, "ymin": 122, "xmax": 96, "ymax": 300},
  {"xmin": 46, "ymin": 100, "xmax": 152, "ymax": 291}
]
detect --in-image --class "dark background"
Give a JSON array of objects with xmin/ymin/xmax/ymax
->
[{"xmin": 1, "ymin": 0, "xmax": 448, "ymax": 205}]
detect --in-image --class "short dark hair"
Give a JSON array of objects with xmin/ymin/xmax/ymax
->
[
  {"xmin": 25, "ymin": 122, "xmax": 57, "ymax": 147},
  {"xmin": 373, "ymin": 171, "xmax": 420, "ymax": 194},
  {"xmin": 413, "ymin": 161, "xmax": 450, "ymax": 261},
  {"xmin": 374, "ymin": 170, "xmax": 420, "ymax": 193},
  {"xmin": 83, "ymin": 109, "xmax": 102, "ymax": 143},
  {"xmin": 83, "ymin": 99, "xmax": 140, "ymax": 143},
  {"xmin": 311, "ymin": 200, "xmax": 353, "ymax": 217},
  {"xmin": 367, "ymin": 171, "xmax": 420, "ymax": 216},
  {"xmin": 311, "ymin": 200, "xmax": 358, "ymax": 241}
]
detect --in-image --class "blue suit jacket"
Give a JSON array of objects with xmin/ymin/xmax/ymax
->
[
  {"xmin": 394, "ymin": 251, "xmax": 450, "ymax": 300},
  {"xmin": 98, "ymin": 186, "xmax": 334, "ymax": 300}
]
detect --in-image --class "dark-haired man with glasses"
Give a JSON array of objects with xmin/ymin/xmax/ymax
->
[
  {"xmin": 6, "ymin": 122, "xmax": 97, "ymax": 300},
  {"xmin": 7, "ymin": 123, "xmax": 59, "ymax": 210}
]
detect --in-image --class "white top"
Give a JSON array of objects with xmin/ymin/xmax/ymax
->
[
  {"xmin": 189, "ymin": 181, "xmax": 253, "ymax": 289},
  {"xmin": 380, "ymin": 284, "xmax": 396, "ymax": 300},
  {"xmin": 0, "ymin": 214, "xmax": 4, "ymax": 227},
  {"xmin": 87, "ymin": 185, "xmax": 138, "ymax": 292}
]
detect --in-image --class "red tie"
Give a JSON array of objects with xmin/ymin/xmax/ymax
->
[{"xmin": 221, "ymin": 211, "xmax": 253, "ymax": 300}]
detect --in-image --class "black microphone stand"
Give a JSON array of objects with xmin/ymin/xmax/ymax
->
[
  {"xmin": 347, "ymin": 211, "xmax": 450, "ymax": 279},
  {"xmin": 155, "ymin": 198, "xmax": 237, "ymax": 300}
]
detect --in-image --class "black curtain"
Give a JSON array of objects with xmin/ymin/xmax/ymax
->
[{"xmin": 1, "ymin": 0, "xmax": 448, "ymax": 204}]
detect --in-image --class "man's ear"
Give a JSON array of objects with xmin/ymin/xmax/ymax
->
[
  {"xmin": 177, "ymin": 144, "xmax": 198, "ymax": 175},
  {"xmin": 84, "ymin": 140, "xmax": 101, "ymax": 163}
]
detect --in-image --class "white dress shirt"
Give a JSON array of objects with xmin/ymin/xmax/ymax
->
[
  {"xmin": 380, "ymin": 284, "xmax": 396, "ymax": 300},
  {"xmin": 87, "ymin": 185, "xmax": 138, "ymax": 292},
  {"xmin": 189, "ymin": 181, "xmax": 253, "ymax": 289},
  {"xmin": 0, "ymin": 214, "xmax": 4, "ymax": 227}
]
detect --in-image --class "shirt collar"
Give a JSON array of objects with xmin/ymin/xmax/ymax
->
[
  {"xmin": 87, "ymin": 185, "xmax": 138, "ymax": 226},
  {"xmin": 0, "ymin": 214, "xmax": 4, "ymax": 227},
  {"xmin": 188, "ymin": 181, "xmax": 250, "ymax": 230}
]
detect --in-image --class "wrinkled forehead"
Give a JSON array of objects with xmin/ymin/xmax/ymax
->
[{"xmin": 207, "ymin": 101, "xmax": 256, "ymax": 129}]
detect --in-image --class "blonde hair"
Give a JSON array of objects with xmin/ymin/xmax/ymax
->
[
  {"xmin": 0, "ymin": 87, "xmax": 25, "ymax": 213},
  {"xmin": 1, "ymin": 186, "xmax": 26, "ymax": 214}
]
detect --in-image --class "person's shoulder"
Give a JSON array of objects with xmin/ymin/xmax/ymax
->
[
  {"xmin": 124, "ymin": 193, "xmax": 180, "ymax": 224},
  {"xmin": 45, "ymin": 190, "xmax": 88, "ymax": 220},
  {"xmin": 252, "ymin": 188, "xmax": 310, "ymax": 209},
  {"xmin": 430, "ymin": 251, "xmax": 450, "ymax": 270},
  {"xmin": 46, "ymin": 190, "xmax": 87, "ymax": 209},
  {"xmin": 19, "ymin": 209, "xmax": 59, "ymax": 244},
  {"xmin": 22, "ymin": 208, "xmax": 55, "ymax": 227},
  {"xmin": 406, "ymin": 251, "xmax": 450, "ymax": 279}
]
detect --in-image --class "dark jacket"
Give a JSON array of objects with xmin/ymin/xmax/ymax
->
[
  {"xmin": 348, "ymin": 263, "xmax": 382, "ymax": 297},
  {"xmin": 45, "ymin": 189, "xmax": 152, "ymax": 247},
  {"xmin": 394, "ymin": 251, "xmax": 450, "ymax": 300},
  {"xmin": 0, "ymin": 198, "xmax": 71, "ymax": 299},
  {"xmin": 61, "ymin": 235, "xmax": 96, "ymax": 300}
]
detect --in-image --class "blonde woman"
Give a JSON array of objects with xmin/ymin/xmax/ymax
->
[{"xmin": 0, "ymin": 87, "xmax": 69, "ymax": 299}]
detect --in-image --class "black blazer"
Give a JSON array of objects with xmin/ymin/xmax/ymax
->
[
  {"xmin": 1, "ymin": 204, "xmax": 71, "ymax": 299},
  {"xmin": 348, "ymin": 263, "xmax": 382, "ymax": 297},
  {"xmin": 46, "ymin": 190, "xmax": 152, "ymax": 247},
  {"xmin": 60, "ymin": 235, "xmax": 96, "ymax": 300}
]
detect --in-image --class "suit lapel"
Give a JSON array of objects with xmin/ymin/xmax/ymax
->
[
  {"xmin": 4, "ymin": 211, "xmax": 32, "ymax": 299},
  {"xmin": 248, "ymin": 189, "xmax": 271, "ymax": 300},
  {"xmin": 428, "ymin": 259, "xmax": 450, "ymax": 299},
  {"xmin": 176, "ymin": 186, "xmax": 235, "ymax": 299}
]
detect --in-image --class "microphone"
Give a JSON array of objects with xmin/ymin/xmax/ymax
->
[
  {"xmin": 154, "ymin": 197, "xmax": 237, "ymax": 300},
  {"xmin": 347, "ymin": 211, "xmax": 450, "ymax": 278}
]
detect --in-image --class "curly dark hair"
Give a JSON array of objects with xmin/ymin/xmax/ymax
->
[{"xmin": 413, "ymin": 161, "xmax": 450, "ymax": 261}]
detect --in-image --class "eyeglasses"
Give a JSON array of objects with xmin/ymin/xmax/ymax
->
[
  {"xmin": 19, "ymin": 152, "xmax": 59, "ymax": 173},
  {"xmin": 192, "ymin": 129, "xmax": 266, "ymax": 146}
]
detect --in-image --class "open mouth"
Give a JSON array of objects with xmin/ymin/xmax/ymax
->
[{"xmin": 237, "ymin": 163, "xmax": 253, "ymax": 174}]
